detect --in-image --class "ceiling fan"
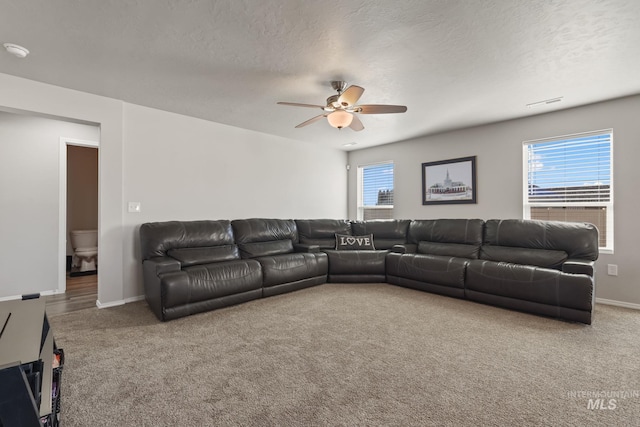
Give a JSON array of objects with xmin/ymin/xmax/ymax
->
[{"xmin": 277, "ymin": 81, "xmax": 407, "ymax": 131}]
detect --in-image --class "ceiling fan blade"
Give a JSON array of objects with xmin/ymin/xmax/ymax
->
[
  {"xmin": 277, "ymin": 102, "xmax": 325, "ymax": 110},
  {"xmin": 338, "ymin": 85, "xmax": 365, "ymax": 107},
  {"xmin": 295, "ymin": 114, "xmax": 327, "ymax": 128},
  {"xmin": 349, "ymin": 114, "xmax": 364, "ymax": 131},
  {"xmin": 357, "ymin": 104, "xmax": 407, "ymax": 114}
]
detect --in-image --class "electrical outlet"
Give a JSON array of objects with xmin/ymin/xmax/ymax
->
[
  {"xmin": 128, "ymin": 202, "xmax": 141, "ymax": 213},
  {"xmin": 607, "ymin": 264, "xmax": 618, "ymax": 276}
]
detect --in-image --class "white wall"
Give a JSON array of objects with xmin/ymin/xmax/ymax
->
[
  {"xmin": 0, "ymin": 72, "xmax": 347, "ymax": 304},
  {"xmin": 6, "ymin": 67, "xmax": 633, "ymax": 307},
  {"xmin": 0, "ymin": 112, "xmax": 99, "ymax": 297},
  {"xmin": 121, "ymin": 103, "xmax": 347, "ymax": 299},
  {"xmin": 347, "ymin": 95, "xmax": 640, "ymax": 306},
  {"xmin": 0, "ymin": 73, "xmax": 124, "ymax": 305}
]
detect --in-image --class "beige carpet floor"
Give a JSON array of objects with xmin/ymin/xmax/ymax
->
[{"xmin": 49, "ymin": 283, "xmax": 640, "ymax": 426}]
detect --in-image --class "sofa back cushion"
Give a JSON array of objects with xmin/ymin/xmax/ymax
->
[
  {"xmin": 295, "ymin": 219, "xmax": 351, "ymax": 249},
  {"xmin": 167, "ymin": 246, "xmax": 240, "ymax": 267},
  {"xmin": 231, "ymin": 218, "xmax": 297, "ymax": 258},
  {"xmin": 418, "ymin": 241, "xmax": 480, "ymax": 259},
  {"xmin": 480, "ymin": 245, "xmax": 568, "ymax": 270},
  {"xmin": 409, "ymin": 219, "xmax": 484, "ymax": 245},
  {"xmin": 139, "ymin": 220, "xmax": 237, "ymax": 261},
  {"xmin": 350, "ymin": 220, "xmax": 410, "ymax": 250},
  {"xmin": 483, "ymin": 219, "xmax": 599, "ymax": 261},
  {"xmin": 237, "ymin": 240, "xmax": 294, "ymax": 258},
  {"xmin": 409, "ymin": 219, "xmax": 484, "ymax": 259}
]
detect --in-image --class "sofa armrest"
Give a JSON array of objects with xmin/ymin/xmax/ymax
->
[
  {"xmin": 144, "ymin": 256, "xmax": 182, "ymax": 274},
  {"xmin": 562, "ymin": 259, "xmax": 595, "ymax": 276},
  {"xmin": 391, "ymin": 244, "xmax": 417, "ymax": 254},
  {"xmin": 293, "ymin": 243, "xmax": 320, "ymax": 253},
  {"xmin": 142, "ymin": 256, "xmax": 182, "ymax": 321}
]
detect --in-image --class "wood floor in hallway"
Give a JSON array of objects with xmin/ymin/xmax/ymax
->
[{"xmin": 45, "ymin": 273, "xmax": 97, "ymax": 316}]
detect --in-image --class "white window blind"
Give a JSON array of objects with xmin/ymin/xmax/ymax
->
[
  {"xmin": 523, "ymin": 130, "xmax": 613, "ymax": 250},
  {"xmin": 357, "ymin": 162, "xmax": 394, "ymax": 220}
]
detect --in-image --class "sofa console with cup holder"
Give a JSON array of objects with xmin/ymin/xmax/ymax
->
[{"xmin": 139, "ymin": 218, "xmax": 599, "ymax": 324}]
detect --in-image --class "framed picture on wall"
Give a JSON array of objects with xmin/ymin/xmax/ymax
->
[{"xmin": 422, "ymin": 156, "xmax": 477, "ymax": 205}]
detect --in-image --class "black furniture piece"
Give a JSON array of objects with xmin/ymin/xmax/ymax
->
[
  {"xmin": 0, "ymin": 296, "xmax": 64, "ymax": 427},
  {"xmin": 386, "ymin": 218, "xmax": 484, "ymax": 299},
  {"xmin": 324, "ymin": 219, "xmax": 410, "ymax": 283},
  {"xmin": 140, "ymin": 218, "xmax": 599, "ymax": 324},
  {"xmin": 139, "ymin": 219, "xmax": 328, "ymax": 321},
  {"xmin": 465, "ymin": 219, "xmax": 598, "ymax": 324},
  {"xmin": 231, "ymin": 218, "xmax": 328, "ymax": 297},
  {"xmin": 139, "ymin": 220, "xmax": 264, "ymax": 321},
  {"xmin": 387, "ymin": 218, "xmax": 598, "ymax": 323},
  {"xmin": 295, "ymin": 219, "xmax": 409, "ymax": 283}
]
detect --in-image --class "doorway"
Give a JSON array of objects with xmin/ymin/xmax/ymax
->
[{"xmin": 58, "ymin": 138, "xmax": 99, "ymax": 308}]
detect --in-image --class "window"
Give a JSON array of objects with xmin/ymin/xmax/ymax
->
[
  {"xmin": 357, "ymin": 162, "xmax": 394, "ymax": 220},
  {"xmin": 523, "ymin": 130, "xmax": 613, "ymax": 251}
]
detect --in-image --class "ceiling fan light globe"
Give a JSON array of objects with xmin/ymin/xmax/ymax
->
[{"xmin": 327, "ymin": 110, "xmax": 353, "ymax": 129}]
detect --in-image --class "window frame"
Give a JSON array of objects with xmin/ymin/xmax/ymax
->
[
  {"xmin": 522, "ymin": 129, "xmax": 614, "ymax": 253},
  {"xmin": 356, "ymin": 161, "xmax": 395, "ymax": 221}
]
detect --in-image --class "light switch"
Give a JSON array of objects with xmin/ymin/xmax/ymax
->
[{"xmin": 128, "ymin": 202, "xmax": 141, "ymax": 213}]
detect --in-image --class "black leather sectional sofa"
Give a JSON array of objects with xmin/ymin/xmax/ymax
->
[{"xmin": 139, "ymin": 218, "xmax": 599, "ymax": 324}]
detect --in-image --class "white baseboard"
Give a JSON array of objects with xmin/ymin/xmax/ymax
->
[
  {"xmin": 595, "ymin": 298, "xmax": 640, "ymax": 310},
  {"xmin": 125, "ymin": 295, "xmax": 145, "ymax": 303},
  {"xmin": 0, "ymin": 289, "xmax": 63, "ymax": 302},
  {"xmin": 96, "ymin": 299, "xmax": 125, "ymax": 309},
  {"xmin": 96, "ymin": 294, "xmax": 145, "ymax": 309}
]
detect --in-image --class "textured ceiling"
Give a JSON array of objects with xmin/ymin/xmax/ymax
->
[{"xmin": 1, "ymin": 0, "xmax": 639, "ymax": 150}]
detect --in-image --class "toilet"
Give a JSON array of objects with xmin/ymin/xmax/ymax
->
[{"xmin": 69, "ymin": 230, "xmax": 98, "ymax": 273}]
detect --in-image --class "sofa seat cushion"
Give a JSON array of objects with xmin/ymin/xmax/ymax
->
[
  {"xmin": 418, "ymin": 241, "xmax": 480, "ymax": 259},
  {"xmin": 160, "ymin": 260, "xmax": 262, "ymax": 309},
  {"xmin": 324, "ymin": 250, "xmax": 388, "ymax": 275},
  {"xmin": 167, "ymin": 245, "xmax": 240, "ymax": 266},
  {"xmin": 257, "ymin": 252, "xmax": 328, "ymax": 287},
  {"xmin": 480, "ymin": 245, "xmax": 568, "ymax": 270},
  {"xmin": 386, "ymin": 253, "xmax": 468, "ymax": 288},
  {"xmin": 466, "ymin": 260, "xmax": 593, "ymax": 311}
]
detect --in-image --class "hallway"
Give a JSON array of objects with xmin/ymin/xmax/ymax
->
[{"xmin": 45, "ymin": 274, "xmax": 97, "ymax": 316}]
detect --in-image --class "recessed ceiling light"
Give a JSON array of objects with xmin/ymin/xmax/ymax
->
[
  {"xmin": 342, "ymin": 142, "xmax": 357, "ymax": 147},
  {"xmin": 3, "ymin": 43, "xmax": 29, "ymax": 58},
  {"xmin": 526, "ymin": 97, "xmax": 563, "ymax": 108}
]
